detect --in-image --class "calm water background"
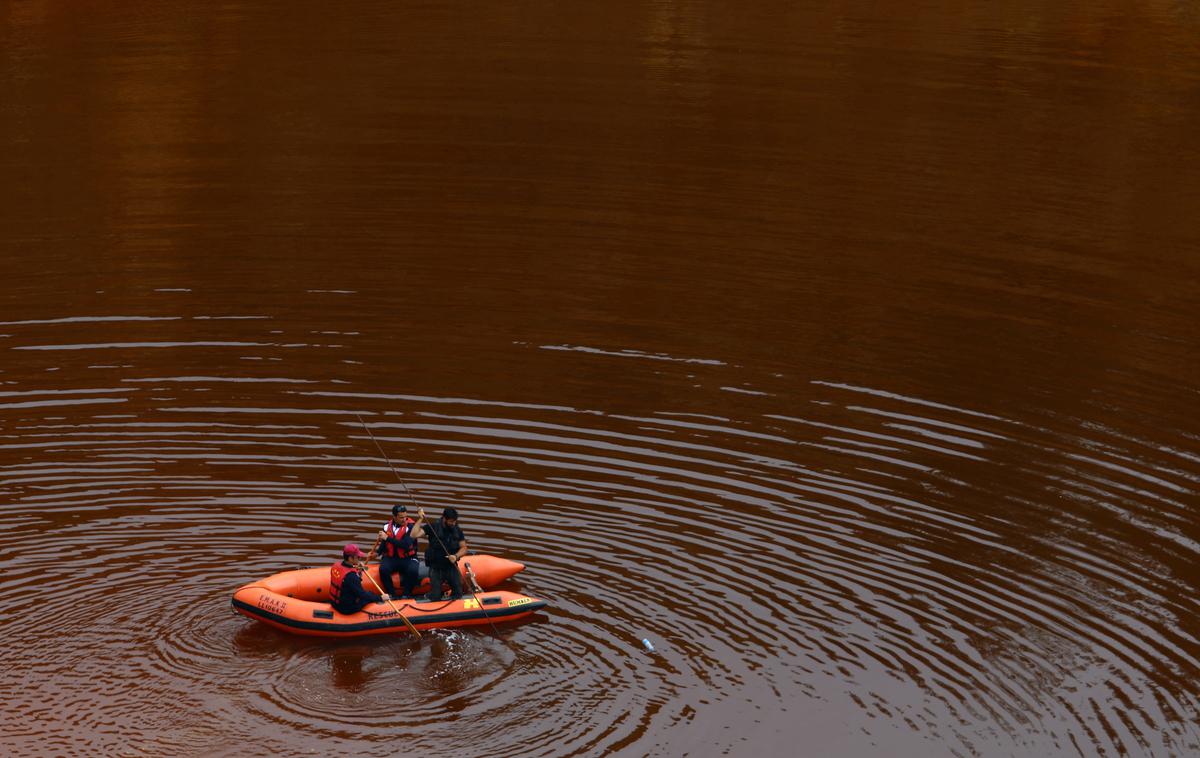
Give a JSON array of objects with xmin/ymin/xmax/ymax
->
[{"xmin": 2, "ymin": 1, "xmax": 1199, "ymax": 755}]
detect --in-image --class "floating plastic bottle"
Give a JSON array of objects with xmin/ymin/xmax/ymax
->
[{"xmin": 642, "ymin": 638, "xmax": 655, "ymax": 653}]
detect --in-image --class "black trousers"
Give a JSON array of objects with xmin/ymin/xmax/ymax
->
[
  {"xmin": 380, "ymin": 556, "xmax": 420, "ymax": 597},
  {"xmin": 426, "ymin": 561, "xmax": 463, "ymax": 601}
]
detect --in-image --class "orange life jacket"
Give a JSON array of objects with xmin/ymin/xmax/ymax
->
[
  {"xmin": 382, "ymin": 518, "xmax": 417, "ymax": 559},
  {"xmin": 329, "ymin": 560, "xmax": 360, "ymax": 605}
]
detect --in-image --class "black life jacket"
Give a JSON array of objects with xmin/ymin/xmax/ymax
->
[{"xmin": 424, "ymin": 520, "xmax": 463, "ymax": 565}]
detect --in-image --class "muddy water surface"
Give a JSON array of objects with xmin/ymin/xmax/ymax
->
[{"xmin": 2, "ymin": 1, "xmax": 1199, "ymax": 756}]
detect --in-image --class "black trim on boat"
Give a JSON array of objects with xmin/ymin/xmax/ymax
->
[{"xmin": 232, "ymin": 597, "xmax": 546, "ymax": 634}]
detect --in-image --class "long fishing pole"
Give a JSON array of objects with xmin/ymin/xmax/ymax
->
[
  {"xmin": 353, "ymin": 413, "xmax": 515, "ymax": 648},
  {"xmin": 356, "ymin": 413, "xmax": 419, "ymax": 511},
  {"xmin": 357, "ymin": 412, "xmax": 416, "ymax": 558}
]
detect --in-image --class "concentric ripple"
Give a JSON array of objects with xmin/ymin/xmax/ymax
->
[
  {"xmin": 3, "ymin": 358, "xmax": 1197, "ymax": 755},
  {"xmin": 4, "ymin": 0, "xmax": 1200, "ymax": 754}
]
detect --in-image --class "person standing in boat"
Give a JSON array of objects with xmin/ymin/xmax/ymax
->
[
  {"xmin": 412, "ymin": 507, "xmax": 468, "ymax": 601},
  {"xmin": 330, "ymin": 543, "xmax": 389, "ymax": 615},
  {"xmin": 368, "ymin": 504, "xmax": 421, "ymax": 599}
]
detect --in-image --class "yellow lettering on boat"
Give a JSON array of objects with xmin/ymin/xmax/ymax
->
[
  {"xmin": 507, "ymin": 597, "xmax": 532, "ymax": 607},
  {"xmin": 463, "ymin": 599, "xmax": 480, "ymax": 609}
]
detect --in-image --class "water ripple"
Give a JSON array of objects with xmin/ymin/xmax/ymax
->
[{"xmin": 2, "ymin": 379, "xmax": 1198, "ymax": 755}]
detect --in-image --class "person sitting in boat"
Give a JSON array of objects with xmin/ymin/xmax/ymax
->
[
  {"xmin": 330, "ymin": 543, "xmax": 389, "ymax": 615},
  {"xmin": 412, "ymin": 506, "xmax": 468, "ymax": 601},
  {"xmin": 368, "ymin": 504, "xmax": 420, "ymax": 599}
]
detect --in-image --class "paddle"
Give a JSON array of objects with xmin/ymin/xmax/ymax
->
[
  {"xmin": 464, "ymin": 561, "xmax": 483, "ymax": 593},
  {"xmin": 359, "ymin": 562, "xmax": 422, "ymax": 641},
  {"xmin": 367, "ymin": 533, "xmax": 384, "ymax": 560}
]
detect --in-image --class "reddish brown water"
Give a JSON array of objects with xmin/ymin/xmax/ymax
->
[{"xmin": 2, "ymin": 1, "xmax": 1199, "ymax": 755}]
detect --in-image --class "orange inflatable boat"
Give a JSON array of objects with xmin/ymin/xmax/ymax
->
[{"xmin": 231, "ymin": 555, "xmax": 547, "ymax": 637}]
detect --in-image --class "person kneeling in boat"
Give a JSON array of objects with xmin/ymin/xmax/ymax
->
[
  {"xmin": 330, "ymin": 543, "xmax": 390, "ymax": 615},
  {"xmin": 413, "ymin": 506, "xmax": 468, "ymax": 601}
]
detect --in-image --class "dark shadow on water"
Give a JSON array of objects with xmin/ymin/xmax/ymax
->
[
  {"xmin": 230, "ymin": 611, "xmax": 547, "ymax": 694},
  {"xmin": 231, "ymin": 618, "xmax": 420, "ymax": 692}
]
